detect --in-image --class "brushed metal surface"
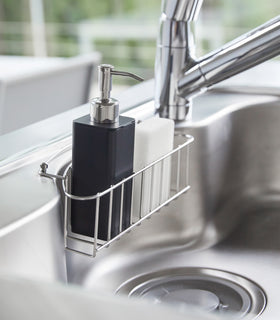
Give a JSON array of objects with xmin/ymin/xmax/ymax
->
[
  {"xmin": 1, "ymin": 85, "xmax": 280, "ymax": 319},
  {"xmin": 66, "ymin": 90, "xmax": 280, "ymax": 319}
]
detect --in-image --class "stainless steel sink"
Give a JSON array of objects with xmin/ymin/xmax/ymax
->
[
  {"xmin": 64, "ymin": 88, "xmax": 280, "ymax": 319},
  {"xmin": 1, "ymin": 83, "xmax": 280, "ymax": 319}
]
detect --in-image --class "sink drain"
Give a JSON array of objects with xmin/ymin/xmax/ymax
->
[{"xmin": 116, "ymin": 267, "xmax": 266, "ymax": 318}]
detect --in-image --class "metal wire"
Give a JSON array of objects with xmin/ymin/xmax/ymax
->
[{"xmin": 40, "ymin": 133, "xmax": 194, "ymax": 258}]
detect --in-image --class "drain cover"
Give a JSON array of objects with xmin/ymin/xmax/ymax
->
[
  {"xmin": 116, "ymin": 267, "xmax": 266, "ymax": 318},
  {"xmin": 144, "ymin": 288, "xmax": 220, "ymax": 312}
]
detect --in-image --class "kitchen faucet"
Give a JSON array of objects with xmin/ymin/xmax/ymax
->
[{"xmin": 155, "ymin": 0, "xmax": 280, "ymax": 120}]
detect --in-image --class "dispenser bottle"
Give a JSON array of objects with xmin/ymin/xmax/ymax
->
[{"xmin": 71, "ymin": 64, "xmax": 143, "ymax": 240}]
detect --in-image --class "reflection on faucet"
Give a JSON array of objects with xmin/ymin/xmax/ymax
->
[{"xmin": 155, "ymin": 0, "xmax": 280, "ymax": 120}]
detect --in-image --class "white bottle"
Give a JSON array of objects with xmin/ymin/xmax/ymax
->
[{"xmin": 133, "ymin": 117, "xmax": 174, "ymax": 221}]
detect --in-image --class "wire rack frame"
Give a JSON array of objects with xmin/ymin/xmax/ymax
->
[
  {"xmin": 39, "ymin": 133, "xmax": 194, "ymax": 258},
  {"xmin": 63, "ymin": 133, "xmax": 193, "ymax": 257}
]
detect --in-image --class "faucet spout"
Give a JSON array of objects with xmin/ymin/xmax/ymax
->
[
  {"xmin": 178, "ymin": 16, "xmax": 280, "ymax": 99},
  {"xmin": 155, "ymin": 0, "xmax": 280, "ymax": 120}
]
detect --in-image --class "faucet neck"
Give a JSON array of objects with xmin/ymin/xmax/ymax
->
[
  {"xmin": 154, "ymin": 14, "xmax": 196, "ymax": 120},
  {"xmin": 155, "ymin": 0, "xmax": 204, "ymax": 121},
  {"xmin": 162, "ymin": 0, "xmax": 204, "ymax": 22}
]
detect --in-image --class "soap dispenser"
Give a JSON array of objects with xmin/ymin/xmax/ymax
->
[{"xmin": 71, "ymin": 64, "xmax": 143, "ymax": 241}]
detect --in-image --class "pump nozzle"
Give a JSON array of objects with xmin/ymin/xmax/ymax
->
[{"xmin": 91, "ymin": 64, "xmax": 144, "ymax": 124}]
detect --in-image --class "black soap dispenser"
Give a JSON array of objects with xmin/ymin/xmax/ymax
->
[{"xmin": 71, "ymin": 64, "xmax": 143, "ymax": 241}]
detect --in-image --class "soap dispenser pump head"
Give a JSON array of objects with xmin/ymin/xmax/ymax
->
[{"xmin": 90, "ymin": 64, "xmax": 144, "ymax": 124}]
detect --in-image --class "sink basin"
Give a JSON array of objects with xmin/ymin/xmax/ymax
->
[
  {"xmin": 64, "ymin": 89, "xmax": 280, "ymax": 319},
  {"xmin": 1, "ymin": 82, "xmax": 280, "ymax": 319}
]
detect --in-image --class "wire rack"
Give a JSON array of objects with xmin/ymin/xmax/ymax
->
[{"xmin": 39, "ymin": 133, "xmax": 194, "ymax": 257}]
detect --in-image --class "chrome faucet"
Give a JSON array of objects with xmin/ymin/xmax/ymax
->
[{"xmin": 155, "ymin": 0, "xmax": 280, "ymax": 120}]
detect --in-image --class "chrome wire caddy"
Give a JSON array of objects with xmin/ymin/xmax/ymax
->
[{"xmin": 40, "ymin": 133, "xmax": 194, "ymax": 257}]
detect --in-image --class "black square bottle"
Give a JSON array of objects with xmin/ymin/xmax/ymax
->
[{"xmin": 71, "ymin": 64, "xmax": 143, "ymax": 240}]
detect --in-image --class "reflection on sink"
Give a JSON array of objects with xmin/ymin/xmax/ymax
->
[{"xmin": 64, "ymin": 89, "xmax": 280, "ymax": 319}]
